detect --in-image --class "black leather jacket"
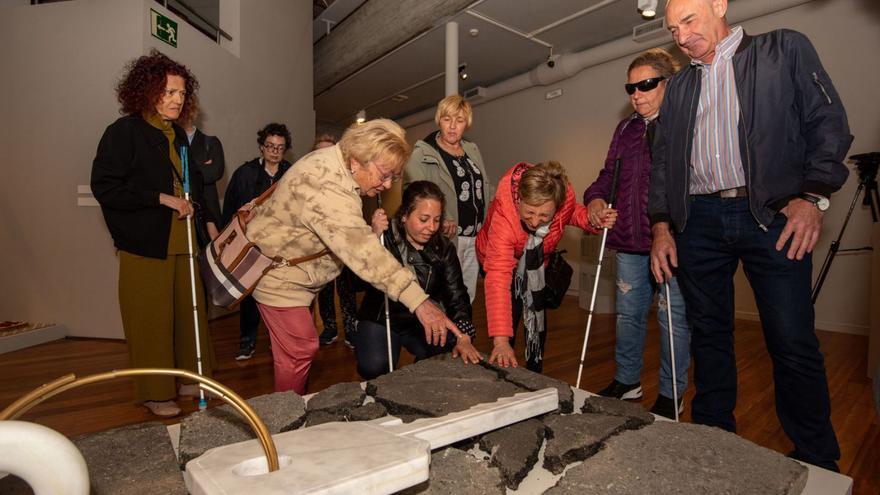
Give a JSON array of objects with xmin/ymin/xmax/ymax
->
[
  {"xmin": 357, "ymin": 224, "xmax": 473, "ymax": 331},
  {"xmin": 648, "ymin": 29, "xmax": 852, "ymax": 232}
]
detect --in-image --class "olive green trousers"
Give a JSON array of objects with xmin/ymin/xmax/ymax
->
[{"xmin": 118, "ymin": 251, "xmax": 215, "ymax": 402}]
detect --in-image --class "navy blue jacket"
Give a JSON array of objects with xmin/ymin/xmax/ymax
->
[{"xmin": 648, "ymin": 29, "xmax": 852, "ymax": 232}]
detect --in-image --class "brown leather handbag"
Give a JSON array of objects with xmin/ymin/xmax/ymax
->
[{"xmin": 198, "ymin": 183, "xmax": 327, "ymax": 308}]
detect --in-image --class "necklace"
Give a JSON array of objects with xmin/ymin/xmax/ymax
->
[{"xmin": 436, "ymin": 132, "xmax": 464, "ymax": 157}]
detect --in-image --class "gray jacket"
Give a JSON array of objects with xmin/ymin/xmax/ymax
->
[{"xmin": 403, "ymin": 136, "xmax": 495, "ymax": 233}]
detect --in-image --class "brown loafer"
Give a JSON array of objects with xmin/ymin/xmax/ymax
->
[{"xmin": 143, "ymin": 400, "xmax": 181, "ymax": 418}]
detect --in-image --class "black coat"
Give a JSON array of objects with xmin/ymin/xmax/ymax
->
[
  {"xmin": 648, "ymin": 29, "xmax": 852, "ymax": 232},
  {"xmin": 91, "ymin": 114, "xmax": 215, "ymax": 259},
  {"xmin": 221, "ymin": 158, "xmax": 292, "ymax": 226},
  {"xmin": 357, "ymin": 224, "xmax": 472, "ymax": 328},
  {"xmin": 189, "ymin": 129, "xmax": 225, "ymax": 226}
]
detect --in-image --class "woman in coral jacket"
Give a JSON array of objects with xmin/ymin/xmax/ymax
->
[{"xmin": 476, "ymin": 161, "xmax": 616, "ymax": 372}]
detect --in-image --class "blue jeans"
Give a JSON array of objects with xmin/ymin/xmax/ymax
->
[
  {"xmin": 676, "ymin": 196, "xmax": 839, "ymax": 470},
  {"xmin": 614, "ymin": 252, "xmax": 690, "ymax": 398}
]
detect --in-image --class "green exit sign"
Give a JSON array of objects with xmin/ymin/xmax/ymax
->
[{"xmin": 150, "ymin": 9, "xmax": 178, "ymax": 48}]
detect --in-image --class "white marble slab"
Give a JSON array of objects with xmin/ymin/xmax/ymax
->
[
  {"xmin": 186, "ymin": 422, "xmax": 430, "ymax": 495},
  {"xmin": 383, "ymin": 388, "xmax": 559, "ymax": 449},
  {"xmin": 186, "ymin": 388, "xmax": 558, "ymax": 495}
]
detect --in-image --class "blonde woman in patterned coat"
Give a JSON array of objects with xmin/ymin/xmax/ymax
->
[{"xmin": 246, "ymin": 119, "xmax": 481, "ymax": 393}]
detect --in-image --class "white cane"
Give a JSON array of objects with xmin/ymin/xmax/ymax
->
[
  {"xmin": 181, "ymin": 147, "xmax": 208, "ymax": 410},
  {"xmin": 664, "ymin": 280, "xmax": 680, "ymax": 422},
  {"xmin": 576, "ymin": 160, "xmax": 621, "ymax": 390},
  {"xmin": 377, "ymin": 198, "xmax": 394, "ymax": 374}
]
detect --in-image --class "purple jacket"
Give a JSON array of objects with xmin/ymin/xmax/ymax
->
[{"xmin": 584, "ymin": 114, "xmax": 652, "ymax": 253}]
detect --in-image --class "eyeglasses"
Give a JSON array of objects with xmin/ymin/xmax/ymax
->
[
  {"xmin": 625, "ymin": 76, "xmax": 665, "ymax": 95},
  {"xmin": 262, "ymin": 143, "xmax": 286, "ymax": 153},
  {"xmin": 371, "ymin": 161, "xmax": 401, "ymax": 183}
]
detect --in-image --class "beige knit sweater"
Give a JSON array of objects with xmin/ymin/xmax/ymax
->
[{"xmin": 248, "ymin": 145, "xmax": 429, "ymax": 310}]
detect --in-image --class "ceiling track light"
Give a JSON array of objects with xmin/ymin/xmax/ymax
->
[
  {"xmin": 356, "ymin": 109, "xmax": 366, "ymax": 124},
  {"xmin": 458, "ymin": 63, "xmax": 468, "ymax": 80},
  {"xmin": 637, "ymin": 0, "xmax": 658, "ymax": 19}
]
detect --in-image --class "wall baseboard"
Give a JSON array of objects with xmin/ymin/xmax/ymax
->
[{"xmin": 735, "ymin": 310, "xmax": 869, "ymax": 336}]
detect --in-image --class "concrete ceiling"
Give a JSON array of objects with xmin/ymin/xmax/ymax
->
[{"xmin": 314, "ymin": 0, "xmax": 667, "ymax": 126}]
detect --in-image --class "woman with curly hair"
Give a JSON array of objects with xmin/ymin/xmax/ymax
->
[{"xmin": 91, "ymin": 49, "xmax": 217, "ymax": 418}]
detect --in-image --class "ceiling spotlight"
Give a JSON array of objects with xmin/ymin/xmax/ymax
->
[
  {"xmin": 638, "ymin": 0, "xmax": 658, "ymax": 19},
  {"xmin": 459, "ymin": 63, "xmax": 468, "ymax": 80},
  {"xmin": 356, "ymin": 109, "xmax": 366, "ymax": 124}
]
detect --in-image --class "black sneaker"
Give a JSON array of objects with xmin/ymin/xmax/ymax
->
[
  {"xmin": 650, "ymin": 394, "xmax": 684, "ymax": 420},
  {"xmin": 319, "ymin": 328, "xmax": 338, "ymax": 346},
  {"xmin": 235, "ymin": 342, "xmax": 255, "ymax": 361},
  {"xmin": 598, "ymin": 380, "xmax": 643, "ymax": 400},
  {"xmin": 344, "ymin": 331, "xmax": 355, "ymax": 349}
]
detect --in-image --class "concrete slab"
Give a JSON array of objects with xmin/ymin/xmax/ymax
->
[
  {"xmin": 546, "ymin": 421, "xmax": 809, "ymax": 495},
  {"xmin": 178, "ymin": 391, "xmax": 306, "ymax": 467},
  {"xmin": 542, "ymin": 413, "xmax": 630, "ymax": 474},
  {"xmin": 397, "ymin": 447, "xmax": 506, "ymax": 495},
  {"xmin": 72, "ymin": 421, "xmax": 186, "ymax": 494},
  {"xmin": 349, "ymin": 402, "xmax": 389, "ymax": 422},
  {"xmin": 479, "ymin": 419, "xmax": 545, "ymax": 489},
  {"xmin": 580, "ymin": 395, "xmax": 654, "ymax": 429},
  {"xmin": 484, "ymin": 362, "xmax": 575, "ymax": 413},
  {"xmin": 306, "ymin": 381, "xmax": 366, "ymax": 414},
  {"xmin": 304, "ymin": 409, "xmax": 347, "ymax": 427},
  {"xmin": 366, "ymin": 354, "xmax": 524, "ymax": 421}
]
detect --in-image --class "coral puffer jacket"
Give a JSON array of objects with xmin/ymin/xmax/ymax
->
[{"xmin": 476, "ymin": 162, "xmax": 596, "ymax": 338}]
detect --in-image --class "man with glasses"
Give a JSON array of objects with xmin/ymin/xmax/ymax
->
[
  {"xmin": 222, "ymin": 123, "xmax": 294, "ymax": 360},
  {"xmin": 649, "ymin": 0, "xmax": 851, "ymax": 471}
]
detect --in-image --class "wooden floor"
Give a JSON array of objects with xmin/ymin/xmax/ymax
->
[{"xmin": 1, "ymin": 291, "xmax": 877, "ymax": 494}]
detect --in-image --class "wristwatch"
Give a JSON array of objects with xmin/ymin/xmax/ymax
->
[{"xmin": 799, "ymin": 193, "xmax": 830, "ymax": 211}]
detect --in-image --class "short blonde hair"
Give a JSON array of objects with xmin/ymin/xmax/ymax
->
[
  {"xmin": 338, "ymin": 119, "xmax": 412, "ymax": 172},
  {"xmin": 434, "ymin": 95, "xmax": 473, "ymax": 129},
  {"xmin": 518, "ymin": 161, "xmax": 569, "ymax": 208}
]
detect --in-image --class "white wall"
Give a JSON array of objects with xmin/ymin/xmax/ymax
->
[
  {"xmin": 409, "ymin": 0, "xmax": 880, "ymax": 334},
  {"xmin": 0, "ymin": 0, "xmax": 313, "ymax": 338}
]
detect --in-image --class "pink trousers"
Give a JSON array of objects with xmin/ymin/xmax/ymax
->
[{"xmin": 256, "ymin": 303, "xmax": 319, "ymax": 394}]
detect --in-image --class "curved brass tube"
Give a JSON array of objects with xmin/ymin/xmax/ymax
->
[{"xmin": 0, "ymin": 368, "xmax": 279, "ymax": 472}]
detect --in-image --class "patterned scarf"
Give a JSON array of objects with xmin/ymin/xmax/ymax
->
[{"xmin": 515, "ymin": 223, "xmax": 549, "ymax": 365}]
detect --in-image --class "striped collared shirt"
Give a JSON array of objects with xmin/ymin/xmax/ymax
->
[{"xmin": 689, "ymin": 26, "xmax": 745, "ymax": 194}]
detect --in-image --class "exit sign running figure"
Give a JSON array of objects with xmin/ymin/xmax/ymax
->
[{"xmin": 150, "ymin": 9, "xmax": 178, "ymax": 48}]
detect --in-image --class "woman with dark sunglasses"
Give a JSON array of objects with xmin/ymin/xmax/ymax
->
[{"xmin": 583, "ymin": 48, "xmax": 691, "ymax": 420}]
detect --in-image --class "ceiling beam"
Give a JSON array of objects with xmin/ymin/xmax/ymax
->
[{"xmin": 314, "ymin": 0, "xmax": 475, "ymax": 95}]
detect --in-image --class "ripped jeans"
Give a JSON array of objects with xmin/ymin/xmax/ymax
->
[{"xmin": 613, "ymin": 251, "xmax": 690, "ymax": 399}]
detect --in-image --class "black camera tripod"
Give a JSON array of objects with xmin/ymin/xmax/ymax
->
[{"xmin": 811, "ymin": 152, "xmax": 880, "ymax": 304}]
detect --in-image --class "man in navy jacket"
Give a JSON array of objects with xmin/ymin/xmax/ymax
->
[{"xmin": 648, "ymin": 0, "xmax": 851, "ymax": 471}]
